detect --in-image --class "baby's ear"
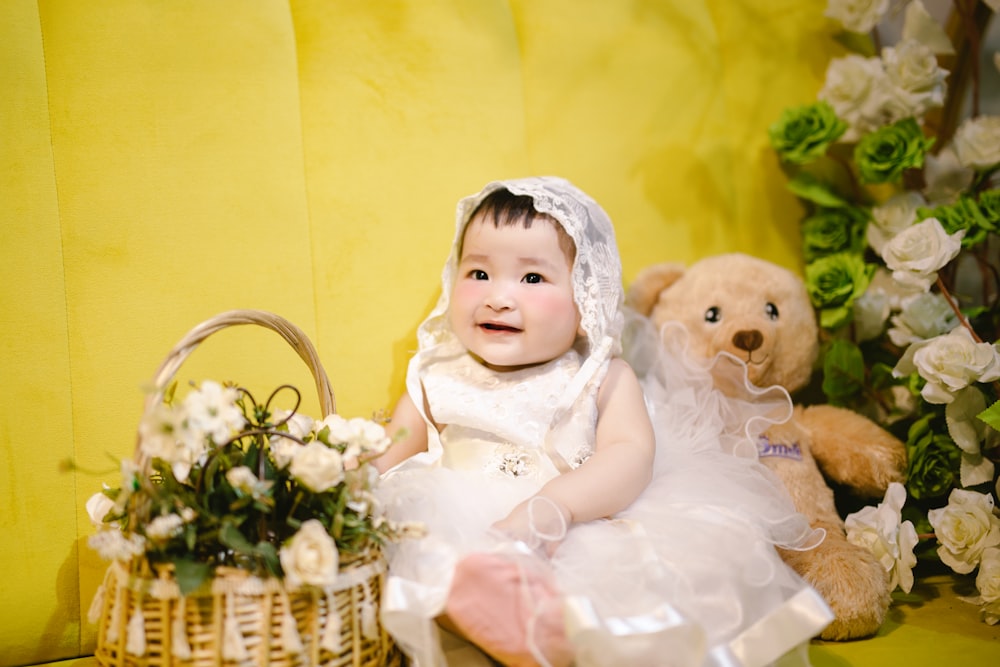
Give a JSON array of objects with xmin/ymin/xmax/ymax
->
[{"xmin": 627, "ymin": 263, "xmax": 686, "ymax": 316}]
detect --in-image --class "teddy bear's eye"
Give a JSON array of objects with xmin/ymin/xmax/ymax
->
[
  {"xmin": 765, "ymin": 302, "xmax": 779, "ymax": 321},
  {"xmin": 704, "ymin": 306, "xmax": 721, "ymax": 323}
]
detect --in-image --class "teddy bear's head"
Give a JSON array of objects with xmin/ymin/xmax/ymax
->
[{"xmin": 628, "ymin": 253, "xmax": 818, "ymax": 393}]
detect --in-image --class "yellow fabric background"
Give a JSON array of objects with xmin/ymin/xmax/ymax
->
[{"xmin": 2, "ymin": 1, "xmax": 857, "ymax": 663}]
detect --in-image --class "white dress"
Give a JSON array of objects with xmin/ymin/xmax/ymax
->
[
  {"xmin": 377, "ymin": 176, "xmax": 831, "ymax": 667},
  {"xmin": 377, "ymin": 329, "xmax": 832, "ymax": 667}
]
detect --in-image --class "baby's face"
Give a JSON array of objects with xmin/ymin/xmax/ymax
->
[{"xmin": 449, "ymin": 214, "xmax": 580, "ymax": 371}]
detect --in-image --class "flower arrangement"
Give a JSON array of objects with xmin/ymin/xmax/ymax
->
[
  {"xmin": 768, "ymin": 0, "xmax": 1000, "ymax": 624},
  {"xmin": 87, "ymin": 379, "xmax": 414, "ymax": 595}
]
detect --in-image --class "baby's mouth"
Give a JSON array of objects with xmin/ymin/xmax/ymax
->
[{"xmin": 480, "ymin": 322, "xmax": 521, "ymax": 333}]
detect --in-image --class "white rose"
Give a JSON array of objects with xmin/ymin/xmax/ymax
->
[
  {"xmin": 868, "ymin": 191, "xmax": 926, "ymax": 254},
  {"xmin": 923, "ymin": 145, "xmax": 975, "ymax": 205},
  {"xmin": 887, "ymin": 291, "xmax": 958, "ymax": 347},
  {"xmin": 825, "ymin": 0, "xmax": 890, "ymax": 34},
  {"xmin": 881, "ymin": 39, "xmax": 948, "ymax": 120},
  {"xmin": 183, "ymin": 380, "xmax": 245, "ymax": 445},
  {"xmin": 846, "ymin": 483, "xmax": 919, "ymax": 593},
  {"xmin": 881, "ymin": 217, "xmax": 963, "ymax": 292},
  {"xmin": 852, "ymin": 287, "xmax": 891, "ymax": 342},
  {"xmin": 280, "ymin": 519, "xmax": 338, "ymax": 588},
  {"xmin": 146, "ymin": 513, "xmax": 184, "ymax": 542},
  {"xmin": 86, "ymin": 492, "xmax": 116, "ymax": 527},
  {"xmin": 867, "ymin": 266, "xmax": 924, "ymax": 311},
  {"xmin": 953, "ymin": 115, "xmax": 1000, "ymax": 170},
  {"xmin": 225, "ymin": 466, "xmax": 259, "ymax": 493},
  {"xmin": 273, "ymin": 409, "xmax": 314, "ymax": 441},
  {"xmin": 901, "ymin": 0, "xmax": 955, "ymax": 55},
  {"xmin": 946, "ymin": 387, "xmax": 996, "ymax": 488},
  {"xmin": 271, "ymin": 437, "xmax": 301, "ymax": 469},
  {"xmin": 896, "ymin": 327, "xmax": 1000, "ymax": 404},
  {"xmin": 818, "ymin": 54, "xmax": 888, "ymax": 140},
  {"xmin": 88, "ymin": 529, "xmax": 146, "ymax": 561},
  {"xmin": 289, "ymin": 441, "xmax": 344, "ymax": 492},
  {"xmin": 318, "ymin": 415, "xmax": 391, "ymax": 458},
  {"xmin": 978, "ymin": 547, "xmax": 1000, "ymax": 625},
  {"xmin": 928, "ymin": 489, "xmax": 1000, "ymax": 574}
]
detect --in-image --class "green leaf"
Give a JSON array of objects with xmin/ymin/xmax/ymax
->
[
  {"xmin": 255, "ymin": 542, "xmax": 281, "ymax": 577},
  {"xmin": 219, "ymin": 519, "xmax": 254, "ymax": 554},
  {"xmin": 173, "ymin": 558, "xmax": 212, "ymax": 595},
  {"xmin": 787, "ymin": 172, "xmax": 849, "ymax": 208},
  {"xmin": 977, "ymin": 400, "xmax": 1000, "ymax": 430},
  {"xmin": 822, "ymin": 339, "xmax": 866, "ymax": 402}
]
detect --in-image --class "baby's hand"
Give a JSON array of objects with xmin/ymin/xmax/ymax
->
[{"xmin": 491, "ymin": 495, "xmax": 571, "ymax": 557}]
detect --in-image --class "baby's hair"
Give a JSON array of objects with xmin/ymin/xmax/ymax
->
[{"xmin": 464, "ymin": 188, "xmax": 576, "ymax": 261}]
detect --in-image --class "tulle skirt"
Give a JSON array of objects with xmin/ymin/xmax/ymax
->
[{"xmin": 376, "ymin": 319, "xmax": 832, "ymax": 667}]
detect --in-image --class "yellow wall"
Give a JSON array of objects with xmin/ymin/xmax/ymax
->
[{"xmin": 0, "ymin": 1, "xmax": 839, "ymax": 663}]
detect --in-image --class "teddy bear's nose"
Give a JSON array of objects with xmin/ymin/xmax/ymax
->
[{"xmin": 732, "ymin": 329, "xmax": 763, "ymax": 352}]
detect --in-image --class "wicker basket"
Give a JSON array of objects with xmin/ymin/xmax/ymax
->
[{"xmin": 90, "ymin": 309, "xmax": 400, "ymax": 667}]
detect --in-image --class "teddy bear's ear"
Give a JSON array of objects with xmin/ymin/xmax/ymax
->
[{"xmin": 627, "ymin": 262, "xmax": 687, "ymax": 316}]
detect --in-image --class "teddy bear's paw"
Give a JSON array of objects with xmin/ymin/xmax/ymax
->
[{"xmin": 783, "ymin": 535, "xmax": 891, "ymax": 640}]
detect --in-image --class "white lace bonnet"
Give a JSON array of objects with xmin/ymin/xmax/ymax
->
[{"xmin": 410, "ymin": 177, "xmax": 624, "ymax": 467}]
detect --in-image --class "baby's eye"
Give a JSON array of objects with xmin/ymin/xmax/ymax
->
[
  {"xmin": 704, "ymin": 306, "xmax": 721, "ymax": 323},
  {"xmin": 765, "ymin": 302, "xmax": 779, "ymax": 321},
  {"xmin": 469, "ymin": 269, "xmax": 488, "ymax": 280},
  {"xmin": 522, "ymin": 273, "xmax": 544, "ymax": 284}
]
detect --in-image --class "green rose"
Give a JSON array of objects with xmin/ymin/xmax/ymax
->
[
  {"xmin": 801, "ymin": 206, "xmax": 868, "ymax": 262},
  {"xmin": 805, "ymin": 252, "xmax": 874, "ymax": 330},
  {"xmin": 905, "ymin": 414, "xmax": 960, "ymax": 500},
  {"xmin": 919, "ymin": 195, "xmax": 995, "ymax": 248},
  {"xmin": 854, "ymin": 118, "xmax": 935, "ymax": 184},
  {"xmin": 769, "ymin": 101, "xmax": 847, "ymax": 165}
]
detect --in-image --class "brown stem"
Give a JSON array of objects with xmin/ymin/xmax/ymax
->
[{"xmin": 937, "ymin": 275, "xmax": 982, "ymax": 342}]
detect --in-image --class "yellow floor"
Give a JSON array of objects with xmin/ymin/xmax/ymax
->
[
  {"xmin": 32, "ymin": 574, "xmax": 1000, "ymax": 666},
  {"xmin": 810, "ymin": 574, "xmax": 999, "ymax": 666}
]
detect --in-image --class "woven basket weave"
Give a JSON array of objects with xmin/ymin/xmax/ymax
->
[{"xmin": 91, "ymin": 309, "xmax": 400, "ymax": 667}]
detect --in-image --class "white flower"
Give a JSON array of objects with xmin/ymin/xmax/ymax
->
[
  {"xmin": 280, "ymin": 519, "xmax": 338, "ymax": 588},
  {"xmin": 88, "ymin": 529, "xmax": 146, "ymax": 561},
  {"xmin": 271, "ymin": 437, "xmax": 300, "ymax": 469},
  {"xmin": 867, "ymin": 192, "xmax": 926, "ymax": 255},
  {"xmin": 318, "ymin": 415, "xmax": 391, "ymax": 459},
  {"xmin": 923, "ymin": 145, "xmax": 975, "ymax": 205},
  {"xmin": 901, "ymin": 0, "xmax": 955, "ymax": 55},
  {"xmin": 273, "ymin": 410, "xmax": 314, "ymax": 441},
  {"xmin": 289, "ymin": 441, "xmax": 344, "ymax": 493},
  {"xmin": 887, "ymin": 291, "xmax": 958, "ymax": 347},
  {"xmin": 946, "ymin": 387, "xmax": 996, "ymax": 488},
  {"xmin": 183, "ymin": 380, "xmax": 245, "ymax": 445},
  {"xmin": 825, "ymin": 0, "xmax": 890, "ymax": 34},
  {"xmin": 928, "ymin": 489, "xmax": 1000, "ymax": 574},
  {"xmin": 226, "ymin": 466, "xmax": 259, "ymax": 493},
  {"xmin": 881, "ymin": 39, "xmax": 948, "ymax": 120},
  {"xmin": 894, "ymin": 327, "xmax": 1000, "ymax": 404},
  {"xmin": 86, "ymin": 492, "xmax": 115, "ymax": 527},
  {"xmin": 146, "ymin": 514, "xmax": 185, "ymax": 542},
  {"xmin": 978, "ymin": 547, "xmax": 1000, "ymax": 625},
  {"xmin": 853, "ymin": 287, "xmax": 891, "ymax": 342},
  {"xmin": 818, "ymin": 54, "xmax": 888, "ymax": 140},
  {"xmin": 138, "ymin": 402, "xmax": 206, "ymax": 483},
  {"xmin": 881, "ymin": 217, "xmax": 964, "ymax": 292},
  {"xmin": 953, "ymin": 115, "xmax": 1000, "ymax": 170},
  {"xmin": 846, "ymin": 482, "xmax": 919, "ymax": 593}
]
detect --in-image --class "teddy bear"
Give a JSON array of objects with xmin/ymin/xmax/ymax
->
[{"xmin": 627, "ymin": 252, "xmax": 908, "ymax": 641}]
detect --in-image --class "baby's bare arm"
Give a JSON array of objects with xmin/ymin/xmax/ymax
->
[
  {"xmin": 496, "ymin": 358, "xmax": 655, "ymax": 535},
  {"xmin": 373, "ymin": 392, "xmax": 429, "ymax": 473}
]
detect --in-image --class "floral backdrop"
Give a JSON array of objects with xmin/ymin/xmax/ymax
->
[{"xmin": 769, "ymin": 0, "xmax": 1000, "ymax": 624}]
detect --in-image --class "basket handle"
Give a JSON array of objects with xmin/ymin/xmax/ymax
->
[{"xmin": 139, "ymin": 309, "xmax": 336, "ymax": 460}]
